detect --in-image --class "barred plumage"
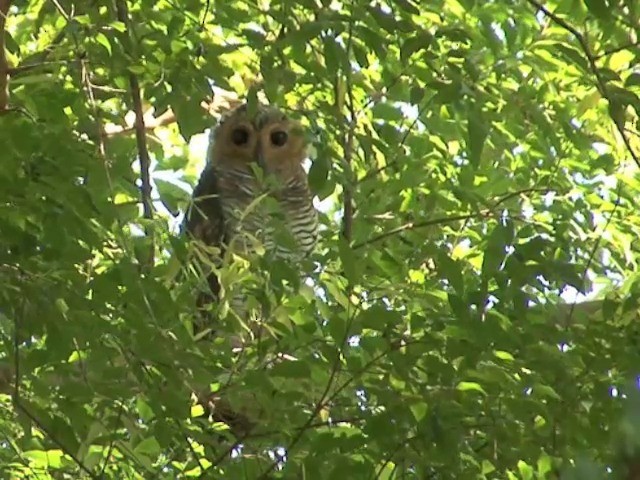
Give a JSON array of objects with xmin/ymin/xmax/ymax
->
[{"xmin": 184, "ymin": 103, "xmax": 319, "ymax": 339}]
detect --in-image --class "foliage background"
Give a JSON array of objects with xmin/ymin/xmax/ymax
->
[{"xmin": 2, "ymin": 0, "xmax": 640, "ymax": 478}]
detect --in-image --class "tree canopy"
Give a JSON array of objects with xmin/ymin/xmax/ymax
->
[{"xmin": 2, "ymin": 0, "xmax": 640, "ymax": 478}]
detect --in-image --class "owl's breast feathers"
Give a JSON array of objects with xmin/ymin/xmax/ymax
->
[{"xmin": 187, "ymin": 163, "xmax": 318, "ymax": 261}]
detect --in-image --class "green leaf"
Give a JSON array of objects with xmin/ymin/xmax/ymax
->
[
  {"xmin": 172, "ymin": 96, "xmax": 211, "ymax": 142},
  {"xmin": 409, "ymin": 401, "xmax": 429, "ymax": 422},
  {"xmin": 24, "ymin": 450, "xmax": 63, "ymax": 469},
  {"xmin": 517, "ymin": 460, "xmax": 534, "ymax": 480},
  {"xmin": 533, "ymin": 384, "xmax": 562, "ymax": 401},
  {"xmin": 356, "ymin": 305, "xmax": 401, "ymax": 331},
  {"xmin": 95, "ymin": 32, "xmax": 112, "ymax": 55},
  {"xmin": 448, "ymin": 293, "xmax": 470, "ymax": 321},
  {"xmin": 481, "ymin": 220, "xmax": 514, "ymax": 281},
  {"xmin": 323, "ymin": 36, "xmax": 346, "ymax": 71},
  {"xmin": 271, "ymin": 359, "xmax": 312, "ymax": 378},
  {"xmin": 368, "ymin": 6, "xmax": 399, "ymax": 33},
  {"xmin": 394, "ymin": 0, "xmax": 420, "ymax": 15},
  {"xmin": 338, "ymin": 238, "xmax": 359, "ymax": 283},
  {"xmin": 456, "ymin": 381, "xmax": 487, "ymax": 395},
  {"xmin": 437, "ymin": 250, "xmax": 465, "ymax": 295},
  {"xmin": 551, "ymin": 42, "xmax": 589, "ymax": 73},
  {"xmin": 410, "ymin": 85, "xmax": 424, "ymax": 105},
  {"xmin": 494, "ymin": 350, "xmax": 515, "ymax": 362},
  {"xmin": 537, "ymin": 454, "xmax": 553, "ymax": 476},
  {"xmin": 400, "ymin": 33, "xmax": 433, "ymax": 62},
  {"xmin": 154, "ymin": 177, "xmax": 190, "ymax": 216},
  {"xmin": 625, "ymin": 72, "xmax": 640, "ymax": 87},
  {"xmin": 308, "ymin": 153, "xmax": 331, "ymax": 197},
  {"xmin": 136, "ymin": 397, "xmax": 155, "ymax": 422},
  {"xmin": 482, "ymin": 460, "xmax": 496, "ymax": 474},
  {"xmin": 134, "ymin": 437, "xmax": 161, "ymax": 457},
  {"xmin": 466, "ymin": 103, "xmax": 489, "ymax": 168},
  {"xmin": 109, "ymin": 21, "xmax": 127, "ymax": 32},
  {"xmin": 128, "ymin": 65, "xmax": 146, "ymax": 75},
  {"xmin": 583, "ymin": 0, "xmax": 612, "ymax": 20}
]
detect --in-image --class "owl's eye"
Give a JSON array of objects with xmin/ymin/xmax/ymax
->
[
  {"xmin": 231, "ymin": 128, "xmax": 250, "ymax": 146},
  {"xmin": 270, "ymin": 130, "xmax": 288, "ymax": 147}
]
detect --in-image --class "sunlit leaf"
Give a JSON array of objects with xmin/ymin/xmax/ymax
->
[{"xmin": 457, "ymin": 381, "xmax": 487, "ymax": 395}]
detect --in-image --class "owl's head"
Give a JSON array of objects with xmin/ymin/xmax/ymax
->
[{"xmin": 209, "ymin": 104, "xmax": 308, "ymax": 182}]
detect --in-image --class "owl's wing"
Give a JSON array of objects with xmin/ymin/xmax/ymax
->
[
  {"xmin": 183, "ymin": 165, "xmax": 226, "ymax": 326},
  {"xmin": 184, "ymin": 165, "xmax": 225, "ymax": 245}
]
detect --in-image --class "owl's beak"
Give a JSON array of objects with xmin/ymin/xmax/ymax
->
[{"xmin": 256, "ymin": 150, "xmax": 268, "ymax": 172}]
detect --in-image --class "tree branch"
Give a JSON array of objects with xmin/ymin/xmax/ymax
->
[
  {"xmin": 0, "ymin": 0, "xmax": 11, "ymax": 111},
  {"xmin": 103, "ymin": 95, "xmax": 242, "ymax": 136},
  {"xmin": 352, "ymin": 211, "xmax": 491, "ymax": 250},
  {"xmin": 526, "ymin": 0, "xmax": 640, "ymax": 170},
  {"xmin": 115, "ymin": 0, "xmax": 155, "ymax": 269},
  {"xmin": 594, "ymin": 40, "xmax": 640, "ymax": 60},
  {"xmin": 353, "ymin": 186, "xmax": 555, "ymax": 250}
]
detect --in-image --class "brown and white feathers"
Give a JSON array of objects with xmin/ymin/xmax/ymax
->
[{"xmin": 184, "ymin": 104, "xmax": 319, "ymax": 334}]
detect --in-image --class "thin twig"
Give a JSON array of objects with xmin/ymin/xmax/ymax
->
[
  {"xmin": 0, "ymin": 0, "xmax": 11, "ymax": 111},
  {"xmin": 491, "ymin": 187, "xmax": 555, "ymax": 208},
  {"xmin": 594, "ymin": 40, "xmax": 640, "ymax": 60},
  {"xmin": 200, "ymin": 0, "xmax": 211, "ymax": 29},
  {"xmin": 14, "ymin": 402, "xmax": 99, "ymax": 478},
  {"xmin": 357, "ymin": 100, "xmax": 433, "ymax": 184},
  {"xmin": 104, "ymin": 108, "xmax": 177, "ymax": 137},
  {"xmin": 49, "ymin": 0, "xmax": 70, "ymax": 20},
  {"xmin": 565, "ymin": 183, "xmax": 622, "ymax": 327},
  {"xmin": 248, "ymin": 416, "xmax": 365, "ymax": 439},
  {"xmin": 8, "ymin": 59, "xmax": 73, "ymax": 76},
  {"xmin": 526, "ymin": 0, "xmax": 640, "ymax": 170},
  {"xmin": 352, "ymin": 211, "xmax": 492, "ymax": 250},
  {"xmin": 115, "ymin": 0, "xmax": 155, "ymax": 269},
  {"xmin": 356, "ymin": 187, "xmax": 551, "ymax": 251},
  {"xmin": 80, "ymin": 58, "xmax": 107, "ymax": 157},
  {"xmin": 99, "ymin": 401, "xmax": 125, "ymax": 476}
]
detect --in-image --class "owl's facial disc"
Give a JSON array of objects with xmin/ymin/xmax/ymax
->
[{"xmin": 211, "ymin": 105, "xmax": 307, "ymax": 182}]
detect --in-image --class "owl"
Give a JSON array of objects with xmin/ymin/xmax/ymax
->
[{"xmin": 184, "ymin": 103, "xmax": 319, "ymax": 341}]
